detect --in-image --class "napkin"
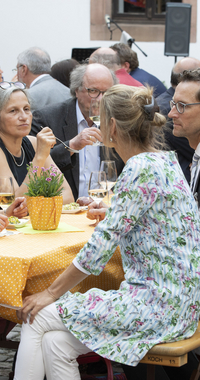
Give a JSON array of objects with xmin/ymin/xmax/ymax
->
[
  {"xmin": 19, "ymin": 222, "xmax": 84, "ymax": 234},
  {"xmin": 0, "ymin": 229, "xmax": 21, "ymax": 237}
]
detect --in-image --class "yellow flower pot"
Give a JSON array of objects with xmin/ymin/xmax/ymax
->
[{"xmin": 26, "ymin": 196, "xmax": 63, "ymax": 230}]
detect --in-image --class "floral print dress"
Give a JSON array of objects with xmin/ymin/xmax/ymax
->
[{"xmin": 56, "ymin": 151, "xmax": 200, "ymax": 366}]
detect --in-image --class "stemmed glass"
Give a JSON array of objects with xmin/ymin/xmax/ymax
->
[
  {"xmin": 0, "ymin": 177, "xmax": 15, "ymax": 209},
  {"xmin": 88, "ymin": 171, "xmax": 107, "ymax": 226},
  {"xmin": 100, "ymin": 161, "xmax": 117, "ymax": 204},
  {"xmin": 89, "ymin": 99, "xmax": 103, "ymax": 146}
]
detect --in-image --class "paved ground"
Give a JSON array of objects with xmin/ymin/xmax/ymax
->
[{"xmin": 0, "ymin": 324, "xmax": 21, "ymax": 380}]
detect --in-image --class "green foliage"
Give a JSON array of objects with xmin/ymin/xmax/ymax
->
[
  {"xmin": 25, "ymin": 163, "xmax": 64, "ymax": 197},
  {"xmin": 176, "ymin": 237, "xmax": 186, "ymax": 246}
]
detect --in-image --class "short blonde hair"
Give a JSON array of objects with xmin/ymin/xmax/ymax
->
[{"xmin": 100, "ymin": 84, "xmax": 166, "ymax": 150}]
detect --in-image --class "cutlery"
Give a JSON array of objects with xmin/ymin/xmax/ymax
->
[{"xmin": 40, "ymin": 126, "xmax": 79, "ymax": 154}]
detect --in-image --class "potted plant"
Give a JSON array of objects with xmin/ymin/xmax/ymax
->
[{"xmin": 25, "ymin": 163, "xmax": 64, "ymax": 230}]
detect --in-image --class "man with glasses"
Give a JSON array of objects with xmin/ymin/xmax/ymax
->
[
  {"xmin": 156, "ymin": 57, "xmax": 200, "ymax": 184},
  {"xmin": 15, "ymin": 47, "xmax": 70, "ymax": 112},
  {"xmin": 31, "ymin": 63, "xmax": 124, "ymax": 200},
  {"xmin": 168, "ymin": 68, "xmax": 200, "ymax": 208}
]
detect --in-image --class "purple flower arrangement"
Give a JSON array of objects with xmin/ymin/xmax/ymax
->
[{"xmin": 25, "ymin": 163, "xmax": 64, "ymax": 197}]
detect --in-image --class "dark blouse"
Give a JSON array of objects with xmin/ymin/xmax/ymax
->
[{"xmin": 0, "ymin": 137, "xmax": 35, "ymax": 186}]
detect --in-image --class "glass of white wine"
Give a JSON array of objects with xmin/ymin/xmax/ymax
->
[
  {"xmin": 88, "ymin": 171, "xmax": 107, "ymax": 226},
  {"xmin": 100, "ymin": 161, "xmax": 117, "ymax": 204},
  {"xmin": 0, "ymin": 177, "xmax": 15, "ymax": 209},
  {"xmin": 89, "ymin": 99, "xmax": 103, "ymax": 146}
]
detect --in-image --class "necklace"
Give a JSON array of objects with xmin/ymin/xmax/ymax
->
[{"xmin": 5, "ymin": 146, "xmax": 25, "ymax": 167}]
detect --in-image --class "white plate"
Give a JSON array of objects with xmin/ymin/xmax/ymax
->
[
  {"xmin": 0, "ymin": 230, "xmax": 7, "ymax": 237},
  {"xmin": 62, "ymin": 206, "xmax": 88, "ymax": 214},
  {"xmin": 8, "ymin": 218, "xmax": 29, "ymax": 228}
]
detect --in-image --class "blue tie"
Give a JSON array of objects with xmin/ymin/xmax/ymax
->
[{"xmin": 191, "ymin": 152, "xmax": 200, "ymax": 192}]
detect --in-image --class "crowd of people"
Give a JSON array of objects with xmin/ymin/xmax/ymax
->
[{"xmin": 1, "ymin": 44, "xmax": 200, "ymax": 380}]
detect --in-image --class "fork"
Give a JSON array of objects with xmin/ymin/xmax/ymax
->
[{"xmin": 40, "ymin": 126, "xmax": 79, "ymax": 154}]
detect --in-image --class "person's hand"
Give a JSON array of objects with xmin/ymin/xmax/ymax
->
[
  {"xmin": 69, "ymin": 127, "xmax": 102, "ymax": 151},
  {"xmin": 6, "ymin": 197, "xmax": 28, "ymax": 218},
  {"xmin": 0, "ymin": 214, "xmax": 9, "ymax": 232},
  {"xmin": 76, "ymin": 196, "xmax": 93, "ymax": 207},
  {"xmin": 36, "ymin": 127, "xmax": 56, "ymax": 160},
  {"xmin": 86, "ymin": 201, "xmax": 108, "ymax": 222},
  {"xmin": 16, "ymin": 289, "xmax": 56, "ymax": 324},
  {"xmin": 11, "ymin": 74, "xmax": 18, "ymax": 82}
]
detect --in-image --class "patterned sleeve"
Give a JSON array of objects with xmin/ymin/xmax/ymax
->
[{"xmin": 75, "ymin": 155, "xmax": 161, "ymax": 275}]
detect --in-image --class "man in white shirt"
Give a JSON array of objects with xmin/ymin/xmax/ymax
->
[
  {"xmin": 16, "ymin": 47, "xmax": 70, "ymax": 111},
  {"xmin": 168, "ymin": 68, "xmax": 200, "ymax": 207}
]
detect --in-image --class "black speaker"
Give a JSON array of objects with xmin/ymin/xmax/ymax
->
[{"xmin": 164, "ymin": 3, "xmax": 191, "ymax": 57}]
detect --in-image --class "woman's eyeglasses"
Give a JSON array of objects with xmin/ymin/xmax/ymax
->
[{"xmin": 0, "ymin": 81, "xmax": 26, "ymax": 90}]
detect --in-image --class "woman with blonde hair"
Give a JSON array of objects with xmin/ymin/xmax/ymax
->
[{"xmin": 14, "ymin": 85, "xmax": 200, "ymax": 380}]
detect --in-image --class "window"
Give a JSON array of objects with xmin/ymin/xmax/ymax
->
[
  {"xmin": 112, "ymin": 0, "xmax": 182, "ymax": 24},
  {"xmin": 90, "ymin": 0, "xmax": 196, "ymax": 43}
]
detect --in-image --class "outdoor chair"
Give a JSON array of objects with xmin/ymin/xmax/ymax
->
[
  {"xmin": 78, "ymin": 352, "xmax": 114, "ymax": 379},
  {"xmin": 139, "ymin": 320, "xmax": 200, "ymax": 380}
]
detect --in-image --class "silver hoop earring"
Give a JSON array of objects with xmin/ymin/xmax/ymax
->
[{"xmin": 110, "ymin": 137, "xmax": 113, "ymax": 142}]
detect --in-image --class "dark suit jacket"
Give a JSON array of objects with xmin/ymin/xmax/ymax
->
[
  {"xmin": 31, "ymin": 98, "xmax": 124, "ymax": 200},
  {"xmin": 156, "ymin": 87, "xmax": 194, "ymax": 184},
  {"xmin": 130, "ymin": 67, "xmax": 166, "ymax": 98}
]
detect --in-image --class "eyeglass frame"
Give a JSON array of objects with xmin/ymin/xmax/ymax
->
[
  {"xmin": 0, "ymin": 81, "xmax": 26, "ymax": 90},
  {"xmin": 85, "ymin": 87, "xmax": 107, "ymax": 98},
  {"xmin": 170, "ymin": 99, "xmax": 200, "ymax": 114},
  {"xmin": 12, "ymin": 64, "xmax": 24, "ymax": 72}
]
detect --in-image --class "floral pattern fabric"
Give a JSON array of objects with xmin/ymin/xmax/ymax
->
[{"xmin": 56, "ymin": 151, "xmax": 200, "ymax": 366}]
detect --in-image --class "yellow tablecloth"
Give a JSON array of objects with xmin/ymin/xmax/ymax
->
[{"xmin": 0, "ymin": 212, "xmax": 124, "ymax": 323}]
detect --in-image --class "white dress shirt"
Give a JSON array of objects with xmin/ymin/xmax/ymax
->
[{"xmin": 76, "ymin": 101, "xmax": 100, "ymax": 197}]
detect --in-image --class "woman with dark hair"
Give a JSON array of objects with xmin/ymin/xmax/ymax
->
[
  {"xmin": 50, "ymin": 59, "xmax": 79, "ymax": 88},
  {"xmin": 14, "ymin": 85, "xmax": 200, "ymax": 380}
]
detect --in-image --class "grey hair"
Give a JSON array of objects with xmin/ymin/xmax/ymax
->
[
  {"xmin": 17, "ymin": 47, "xmax": 51, "ymax": 74},
  {"xmin": 70, "ymin": 64, "xmax": 88, "ymax": 98},
  {"xmin": 70, "ymin": 64, "xmax": 118, "ymax": 98},
  {"xmin": 0, "ymin": 87, "xmax": 31, "ymax": 114}
]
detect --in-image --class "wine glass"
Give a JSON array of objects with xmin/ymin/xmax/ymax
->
[
  {"xmin": 88, "ymin": 171, "xmax": 107, "ymax": 226},
  {"xmin": 89, "ymin": 99, "xmax": 103, "ymax": 146},
  {"xmin": 0, "ymin": 177, "xmax": 15, "ymax": 209},
  {"xmin": 100, "ymin": 161, "xmax": 117, "ymax": 204}
]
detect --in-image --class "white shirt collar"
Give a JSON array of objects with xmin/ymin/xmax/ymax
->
[
  {"xmin": 195, "ymin": 142, "xmax": 200, "ymax": 157},
  {"xmin": 76, "ymin": 100, "xmax": 87, "ymax": 125},
  {"xmin": 30, "ymin": 74, "xmax": 49, "ymax": 88}
]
